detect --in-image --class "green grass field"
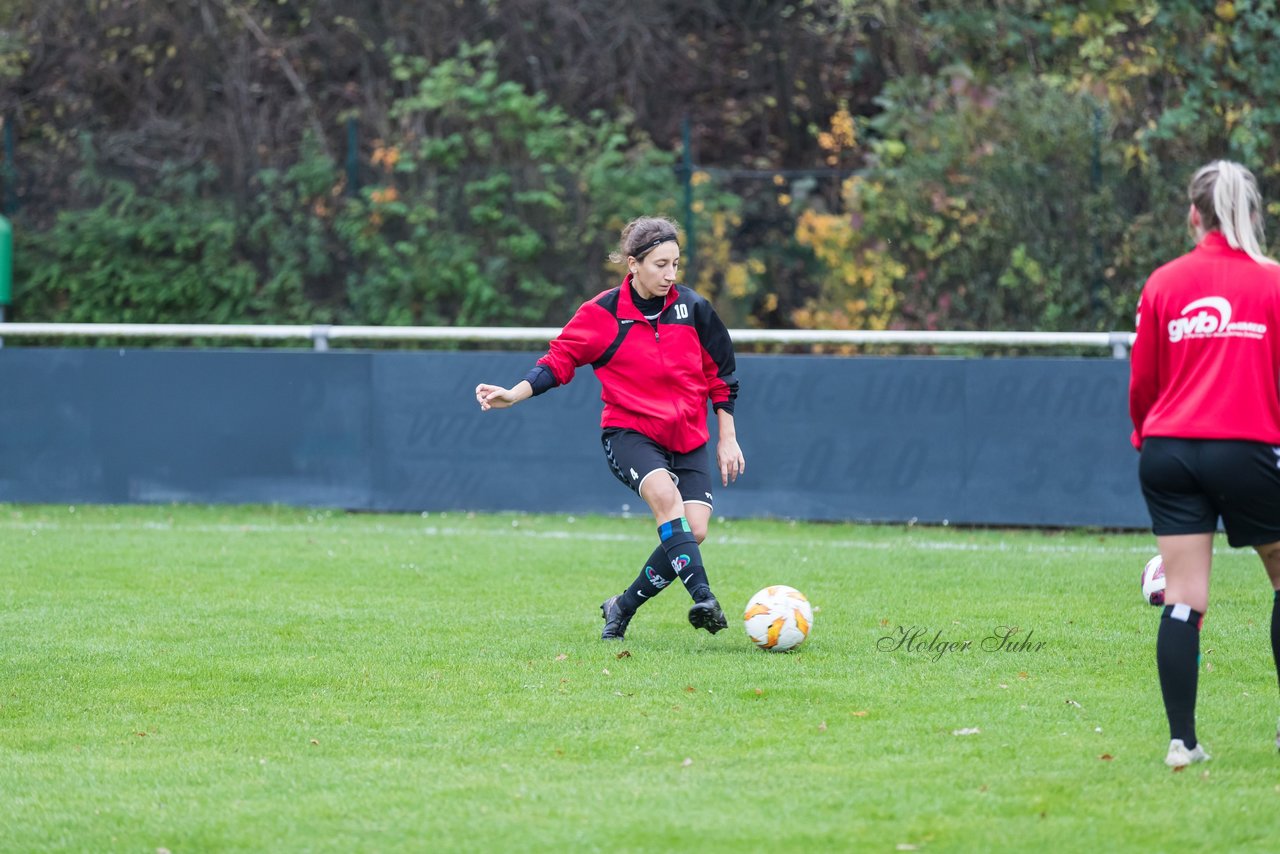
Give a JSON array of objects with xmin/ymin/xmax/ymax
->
[{"xmin": 3, "ymin": 503, "xmax": 1279, "ymax": 852}]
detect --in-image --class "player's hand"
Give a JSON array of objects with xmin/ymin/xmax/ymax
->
[
  {"xmin": 475, "ymin": 383, "xmax": 517, "ymax": 411},
  {"xmin": 717, "ymin": 437, "xmax": 745, "ymax": 486}
]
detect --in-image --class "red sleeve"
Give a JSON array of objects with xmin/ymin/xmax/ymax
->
[
  {"xmin": 1128, "ymin": 288, "xmax": 1160, "ymax": 450},
  {"xmin": 536, "ymin": 300, "xmax": 614, "ymax": 387}
]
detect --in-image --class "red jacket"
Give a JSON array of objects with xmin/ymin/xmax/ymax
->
[
  {"xmin": 533, "ymin": 277, "xmax": 738, "ymax": 453},
  {"xmin": 1129, "ymin": 231, "xmax": 1280, "ymax": 449}
]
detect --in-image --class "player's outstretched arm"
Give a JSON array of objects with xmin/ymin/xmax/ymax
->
[{"xmin": 475, "ymin": 380, "xmax": 533, "ymax": 411}]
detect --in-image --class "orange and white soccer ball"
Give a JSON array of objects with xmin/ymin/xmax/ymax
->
[{"xmin": 743, "ymin": 585, "xmax": 813, "ymax": 652}]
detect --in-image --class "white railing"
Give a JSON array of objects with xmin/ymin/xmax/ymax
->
[{"xmin": 0, "ymin": 322, "xmax": 1137, "ymax": 357}]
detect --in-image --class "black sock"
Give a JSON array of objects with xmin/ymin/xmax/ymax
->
[
  {"xmin": 617, "ymin": 545, "xmax": 676, "ymax": 614},
  {"xmin": 1158, "ymin": 603, "xmax": 1204, "ymax": 748},
  {"xmin": 1271, "ymin": 590, "xmax": 1280, "ymax": 697},
  {"xmin": 657, "ymin": 517, "xmax": 712, "ymax": 602}
]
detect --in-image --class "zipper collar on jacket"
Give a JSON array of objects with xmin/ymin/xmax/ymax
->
[
  {"xmin": 618, "ymin": 274, "xmax": 680, "ymax": 321},
  {"xmin": 1197, "ymin": 231, "xmax": 1242, "ymax": 255}
]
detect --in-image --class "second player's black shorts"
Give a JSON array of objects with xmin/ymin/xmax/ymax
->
[
  {"xmin": 601, "ymin": 427, "xmax": 714, "ymax": 508},
  {"xmin": 1139, "ymin": 436, "xmax": 1280, "ymax": 547}
]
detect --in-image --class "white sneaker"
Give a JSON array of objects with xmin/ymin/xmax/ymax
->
[{"xmin": 1164, "ymin": 738, "xmax": 1211, "ymax": 768}]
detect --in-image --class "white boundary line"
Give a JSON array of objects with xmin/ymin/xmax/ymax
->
[{"xmin": 0, "ymin": 518, "xmax": 1227, "ymax": 557}]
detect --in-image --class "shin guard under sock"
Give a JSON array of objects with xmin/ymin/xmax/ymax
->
[
  {"xmin": 657, "ymin": 517, "xmax": 712, "ymax": 602},
  {"xmin": 1158, "ymin": 603, "xmax": 1204, "ymax": 748},
  {"xmin": 1271, "ymin": 590, "xmax": 1280, "ymax": 697},
  {"xmin": 617, "ymin": 545, "xmax": 677, "ymax": 614}
]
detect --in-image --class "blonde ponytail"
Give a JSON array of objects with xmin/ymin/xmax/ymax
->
[{"xmin": 1189, "ymin": 160, "xmax": 1278, "ymax": 265}]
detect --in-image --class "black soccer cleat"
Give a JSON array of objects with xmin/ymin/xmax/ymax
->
[
  {"xmin": 600, "ymin": 595, "xmax": 633, "ymax": 640},
  {"xmin": 688, "ymin": 597, "xmax": 728, "ymax": 634}
]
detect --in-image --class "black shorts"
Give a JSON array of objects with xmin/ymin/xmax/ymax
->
[
  {"xmin": 1139, "ymin": 437, "xmax": 1280, "ymax": 547},
  {"xmin": 601, "ymin": 428, "xmax": 714, "ymax": 509}
]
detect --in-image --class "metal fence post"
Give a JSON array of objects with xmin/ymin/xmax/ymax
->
[
  {"xmin": 1108, "ymin": 331, "xmax": 1131, "ymax": 359},
  {"xmin": 0, "ymin": 214, "xmax": 11, "ymax": 336},
  {"xmin": 346, "ymin": 118, "xmax": 359, "ymax": 197},
  {"xmin": 1, "ymin": 117, "xmax": 15, "ymax": 216},
  {"xmin": 680, "ymin": 116, "xmax": 696, "ymax": 279}
]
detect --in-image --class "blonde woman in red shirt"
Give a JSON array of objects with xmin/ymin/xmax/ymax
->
[{"xmin": 1130, "ymin": 160, "xmax": 1280, "ymax": 768}]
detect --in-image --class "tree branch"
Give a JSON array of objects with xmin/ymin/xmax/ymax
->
[{"xmin": 210, "ymin": 0, "xmax": 331, "ymax": 158}]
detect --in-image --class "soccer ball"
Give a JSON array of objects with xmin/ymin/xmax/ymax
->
[
  {"xmin": 1141, "ymin": 554, "xmax": 1166, "ymax": 606},
  {"xmin": 743, "ymin": 585, "xmax": 813, "ymax": 652}
]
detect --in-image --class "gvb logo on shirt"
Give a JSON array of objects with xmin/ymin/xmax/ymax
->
[{"xmin": 1168, "ymin": 296, "xmax": 1268, "ymax": 342}]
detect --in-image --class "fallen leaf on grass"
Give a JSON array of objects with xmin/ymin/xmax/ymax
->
[
  {"xmin": 818, "ymin": 721, "xmax": 827, "ymax": 732},
  {"xmin": 1065, "ymin": 699, "xmax": 1082, "ymax": 708},
  {"xmin": 1099, "ymin": 754, "xmax": 1113, "ymax": 761},
  {"xmin": 310, "ymin": 739, "xmax": 319, "ymax": 746},
  {"xmin": 754, "ymin": 688, "xmax": 763, "ymax": 696},
  {"xmin": 896, "ymin": 845, "xmax": 919, "ymax": 852},
  {"xmin": 851, "ymin": 710, "xmax": 868, "ymax": 717},
  {"xmin": 684, "ymin": 685, "xmax": 696, "ymax": 693},
  {"xmin": 952, "ymin": 727, "xmax": 981, "ymax": 736},
  {"xmin": 601, "ymin": 668, "xmax": 610, "ymax": 675},
  {"xmin": 555, "ymin": 653, "xmax": 568, "ymax": 661},
  {"xmin": 681, "ymin": 757, "xmax": 693, "ymax": 767},
  {"xmin": 615, "ymin": 650, "xmax": 632, "ymax": 659}
]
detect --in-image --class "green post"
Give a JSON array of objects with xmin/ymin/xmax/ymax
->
[
  {"xmin": 2, "ymin": 117, "xmax": 14, "ymax": 216},
  {"xmin": 345, "ymin": 117, "xmax": 360, "ymax": 197},
  {"xmin": 681, "ymin": 116, "xmax": 696, "ymax": 279},
  {"xmin": 0, "ymin": 214, "xmax": 11, "ymax": 324},
  {"xmin": 1089, "ymin": 103, "xmax": 1104, "ymax": 317}
]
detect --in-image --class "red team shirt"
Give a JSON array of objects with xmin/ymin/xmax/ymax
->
[
  {"xmin": 535, "ymin": 276, "xmax": 737, "ymax": 454},
  {"xmin": 1129, "ymin": 231, "xmax": 1280, "ymax": 449}
]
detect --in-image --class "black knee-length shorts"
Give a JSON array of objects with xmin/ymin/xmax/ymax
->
[
  {"xmin": 601, "ymin": 428, "xmax": 714, "ymax": 509},
  {"xmin": 1139, "ymin": 436, "xmax": 1280, "ymax": 547}
]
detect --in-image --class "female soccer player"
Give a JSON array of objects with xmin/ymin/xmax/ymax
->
[
  {"xmin": 475, "ymin": 216, "xmax": 745, "ymax": 641},
  {"xmin": 1129, "ymin": 160, "xmax": 1280, "ymax": 768}
]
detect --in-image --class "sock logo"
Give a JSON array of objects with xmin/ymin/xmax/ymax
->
[
  {"xmin": 671, "ymin": 554, "xmax": 690, "ymax": 573},
  {"xmin": 645, "ymin": 566, "xmax": 670, "ymax": 588}
]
